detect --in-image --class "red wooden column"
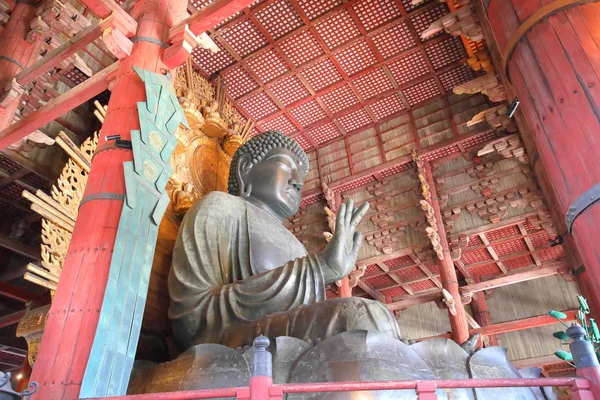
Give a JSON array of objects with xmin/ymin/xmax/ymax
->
[
  {"xmin": 470, "ymin": 287, "xmax": 498, "ymax": 347},
  {"xmin": 338, "ymin": 277, "xmax": 352, "ymax": 297},
  {"xmin": 0, "ymin": 1, "xmax": 43, "ymax": 131},
  {"xmin": 28, "ymin": 0, "xmax": 187, "ymax": 398},
  {"xmin": 425, "ymin": 162, "xmax": 470, "ymax": 344},
  {"xmin": 485, "ymin": 0, "xmax": 600, "ymax": 313}
]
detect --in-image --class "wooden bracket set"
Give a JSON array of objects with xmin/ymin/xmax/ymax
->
[
  {"xmin": 499, "ymin": 0, "xmax": 599, "ymax": 80},
  {"xmin": 100, "ymin": 14, "xmax": 134, "ymax": 60},
  {"xmin": 565, "ymin": 183, "xmax": 600, "ymax": 233},
  {"xmin": 163, "ymin": 24, "xmax": 201, "ymax": 69}
]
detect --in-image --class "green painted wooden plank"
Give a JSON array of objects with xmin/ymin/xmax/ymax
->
[
  {"xmin": 81, "ymin": 67, "xmax": 187, "ymax": 398},
  {"xmin": 152, "ymin": 191, "xmax": 170, "ymax": 225},
  {"xmin": 123, "ymin": 162, "xmax": 137, "ymax": 209},
  {"xmin": 106, "ymin": 192, "xmax": 152, "ymax": 395},
  {"xmin": 80, "ymin": 172, "xmax": 139, "ymax": 397}
]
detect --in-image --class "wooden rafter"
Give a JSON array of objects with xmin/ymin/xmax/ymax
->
[
  {"xmin": 0, "ymin": 234, "xmax": 40, "ymax": 260},
  {"xmin": 518, "ymin": 223, "xmax": 543, "ymax": 266},
  {"xmin": 479, "ymin": 233, "xmax": 509, "ymax": 274},
  {"xmin": 0, "ymin": 62, "xmax": 118, "ymax": 150},
  {"xmin": 376, "ymin": 262, "xmax": 414, "ymax": 295},
  {"xmin": 387, "ymin": 260, "xmax": 568, "ymax": 311},
  {"xmin": 417, "ymin": 309, "xmax": 579, "ymax": 341}
]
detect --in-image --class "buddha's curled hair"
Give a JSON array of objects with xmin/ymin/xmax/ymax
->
[{"xmin": 228, "ymin": 130, "xmax": 310, "ymax": 195}]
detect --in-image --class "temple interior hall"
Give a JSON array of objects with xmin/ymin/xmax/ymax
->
[{"xmin": 0, "ymin": 0, "xmax": 599, "ymax": 399}]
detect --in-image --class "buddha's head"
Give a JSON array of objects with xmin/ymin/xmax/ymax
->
[{"xmin": 228, "ymin": 131, "xmax": 309, "ymax": 219}]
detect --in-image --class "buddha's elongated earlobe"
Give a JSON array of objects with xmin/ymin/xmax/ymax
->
[
  {"xmin": 236, "ymin": 153, "xmax": 253, "ymax": 198},
  {"xmin": 240, "ymin": 182, "xmax": 252, "ymax": 198}
]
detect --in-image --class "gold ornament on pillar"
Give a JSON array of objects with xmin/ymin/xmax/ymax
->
[{"xmin": 413, "ymin": 151, "xmax": 444, "ymax": 261}]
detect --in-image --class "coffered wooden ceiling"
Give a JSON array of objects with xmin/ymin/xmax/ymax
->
[{"xmin": 191, "ymin": 0, "xmax": 480, "ymax": 148}]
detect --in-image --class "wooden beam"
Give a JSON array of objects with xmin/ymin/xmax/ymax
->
[
  {"xmin": 409, "ymin": 253, "xmax": 443, "ymax": 289},
  {"xmin": 17, "ymin": 22, "xmax": 103, "ymax": 86},
  {"xmin": 479, "ymin": 233, "xmax": 509, "ymax": 274},
  {"xmin": 357, "ymin": 280, "xmax": 386, "ymax": 303},
  {"xmin": 0, "ymin": 310, "xmax": 26, "ymax": 329},
  {"xmin": 513, "ymin": 355, "xmax": 567, "ymax": 370},
  {"xmin": 0, "ymin": 234, "xmax": 40, "ymax": 260},
  {"xmin": 518, "ymin": 223, "xmax": 543, "ymax": 266},
  {"xmin": 0, "ymin": 150, "xmax": 55, "ymax": 181},
  {"xmin": 387, "ymin": 289, "xmax": 441, "ymax": 311},
  {"xmin": 77, "ymin": 0, "xmax": 137, "ymax": 37},
  {"xmin": 417, "ymin": 309, "xmax": 579, "ymax": 341},
  {"xmin": 174, "ymin": 0, "xmax": 257, "ymax": 36},
  {"xmin": 328, "ymin": 128, "xmax": 496, "ymax": 192},
  {"xmin": 0, "ymin": 282, "xmax": 45, "ymax": 303},
  {"xmin": 460, "ymin": 262, "xmax": 567, "ymax": 296},
  {"xmin": 377, "ymin": 262, "xmax": 414, "ymax": 295},
  {"xmin": 0, "ymin": 62, "xmax": 119, "ymax": 150},
  {"xmin": 0, "ymin": 168, "xmax": 28, "ymax": 190},
  {"xmin": 471, "ymin": 309, "xmax": 578, "ymax": 337}
]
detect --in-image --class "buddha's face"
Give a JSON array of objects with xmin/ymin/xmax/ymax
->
[{"xmin": 238, "ymin": 148, "xmax": 306, "ymax": 219}]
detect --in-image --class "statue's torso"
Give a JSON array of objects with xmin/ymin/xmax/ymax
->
[{"xmin": 244, "ymin": 199, "xmax": 307, "ymax": 274}]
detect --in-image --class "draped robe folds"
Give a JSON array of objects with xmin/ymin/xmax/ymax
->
[{"xmin": 169, "ymin": 191, "xmax": 401, "ymax": 349}]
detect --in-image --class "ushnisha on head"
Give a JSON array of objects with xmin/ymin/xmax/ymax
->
[{"xmin": 228, "ymin": 131, "xmax": 309, "ymax": 220}]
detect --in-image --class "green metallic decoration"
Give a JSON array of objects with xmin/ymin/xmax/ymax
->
[
  {"xmin": 549, "ymin": 294, "xmax": 600, "ymax": 364},
  {"xmin": 80, "ymin": 67, "xmax": 189, "ymax": 398}
]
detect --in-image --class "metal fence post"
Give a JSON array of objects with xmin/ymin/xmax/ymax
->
[
  {"xmin": 247, "ymin": 336, "xmax": 282, "ymax": 400},
  {"xmin": 415, "ymin": 381, "xmax": 437, "ymax": 400},
  {"xmin": 568, "ymin": 324, "xmax": 600, "ymax": 399}
]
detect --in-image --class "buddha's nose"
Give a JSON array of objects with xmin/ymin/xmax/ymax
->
[{"xmin": 289, "ymin": 180, "xmax": 303, "ymax": 191}]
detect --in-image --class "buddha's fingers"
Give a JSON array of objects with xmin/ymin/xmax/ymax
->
[
  {"xmin": 344, "ymin": 198, "xmax": 354, "ymax": 227},
  {"xmin": 350, "ymin": 202, "xmax": 370, "ymax": 230},
  {"xmin": 336, "ymin": 202, "xmax": 347, "ymax": 234},
  {"xmin": 352, "ymin": 231, "xmax": 363, "ymax": 258}
]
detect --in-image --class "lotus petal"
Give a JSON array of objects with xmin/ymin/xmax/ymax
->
[
  {"xmin": 410, "ymin": 338, "xmax": 475, "ymax": 399},
  {"xmin": 468, "ymin": 347, "xmax": 537, "ymax": 400},
  {"xmin": 519, "ymin": 367, "xmax": 558, "ymax": 400},
  {"xmin": 288, "ymin": 330, "xmax": 446, "ymax": 399}
]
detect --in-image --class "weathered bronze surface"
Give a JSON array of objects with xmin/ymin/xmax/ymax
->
[{"xmin": 169, "ymin": 131, "xmax": 401, "ymax": 349}]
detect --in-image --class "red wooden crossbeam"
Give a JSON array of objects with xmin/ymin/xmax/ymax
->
[
  {"xmin": 471, "ymin": 309, "xmax": 578, "ymax": 337},
  {"xmin": 0, "ymin": 281, "xmax": 46, "ymax": 303},
  {"xmin": 17, "ymin": 22, "xmax": 103, "ymax": 86},
  {"xmin": 0, "ymin": 310, "xmax": 26, "ymax": 329},
  {"xmin": 460, "ymin": 262, "xmax": 567, "ymax": 296},
  {"xmin": 174, "ymin": 0, "xmax": 257, "ymax": 36},
  {"xmin": 77, "ymin": 0, "xmax": 136, "ymax": 37},
  {"xmin": 0, "ymin": 62, "xmax": 118, "ymax": 150},
  {"xmin": 0, "ymin": 233, "xmax": 40, "ymax": 260}
]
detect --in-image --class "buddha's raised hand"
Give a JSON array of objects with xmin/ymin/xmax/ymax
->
[{"xmin": 320, "ymin": 199, "xmax": 370, "ymax": 284}]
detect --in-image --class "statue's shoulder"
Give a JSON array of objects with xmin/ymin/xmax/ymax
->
[{"xmin": 187, "ymin": 191, "xmax": 246, "ymax": 219}]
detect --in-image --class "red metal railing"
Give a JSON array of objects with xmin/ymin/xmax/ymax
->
[
  {"xmin": 82, "ymin": 328, "xmax": 600, "ymax": 400},
  {"xmin": 87, "ymin": 376, "xmax": 595, "ymax": 400}
]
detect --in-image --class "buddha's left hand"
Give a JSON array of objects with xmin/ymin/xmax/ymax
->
[{"xmin": 319, "ymin": 199, "xmax": 370, "ymax": 284}]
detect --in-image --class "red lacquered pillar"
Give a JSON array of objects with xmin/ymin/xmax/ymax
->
[
  {"xmin": 0, "ymin": 2, "xmax": 43, "ymax": 131},
  {"xmin": 426, "ymin": 162, "xmax": 470, "ymax": 344},
  {"xmin": 485, "ymin": 1, "xmax": 600, "ymax": 312},
  {"xmin": 28, "ymin": 0, "xmax": 187, "ymax": 397}
]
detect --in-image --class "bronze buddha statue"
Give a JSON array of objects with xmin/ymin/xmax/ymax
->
[{"xmin": 168, "ymin": 131, "xmax": 401, "ymax": 349}]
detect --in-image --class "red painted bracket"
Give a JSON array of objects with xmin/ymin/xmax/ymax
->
[
  {"xmin": 163, "ymin": 24, "xmax": 200, "ymax": 69},
  {"xmin": 100, "ymin": 14, "xmax": 134, "ymax": 60},
  {"xmin": 0, "ymin": 79, "xmax": 25, "ymax": 110}
]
